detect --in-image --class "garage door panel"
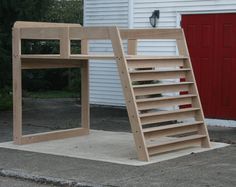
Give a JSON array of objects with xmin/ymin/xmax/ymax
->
[
  {"xmin": 186, "ymin": 25, "xmax": 198, "ymax": 47},
  {"xmin": 182, "ymin": 13, "xmax": 236, "ymax": 119},
  {"xmin": 223, "ymin": 24, "xmax": 234, "ymax": 47},
  {"xmin": 216, "ymin": 14, "xmax": 236, "ymax": 119},
  {"xmin": 202, "ymin": 24, "xmax": 213, "ymax": 47},
  {"xmin": 221, "ymin": 58, "xmax": 232, "ymax": 106},
  {"xmin": 198, "ymin": 60, "xmax": 215, "ymax": 117}
]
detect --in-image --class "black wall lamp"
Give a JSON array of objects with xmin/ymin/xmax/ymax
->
[{"xmin": 149, "ymin": 10, "xmax": 160, "ymax": 28}]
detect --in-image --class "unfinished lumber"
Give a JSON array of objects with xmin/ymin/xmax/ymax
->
[{"xmin": 12, "ymin": 21, "xmax": 211, "ymax": 162}]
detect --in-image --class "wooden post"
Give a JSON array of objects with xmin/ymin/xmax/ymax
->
[
  {"xmin": 128, "ymin": 39, "xmax": 137, "ymax": 55},
  {"xmin": 12, "ymin": 28, "xmax": 22, "ymax": 144},
  {"xmin": 60, "ymin": 27, "xmax": 70, "ymax": 58},
  {"xmin": 81, "ymin": 40, "xmax": 90, "ymax": 130}
]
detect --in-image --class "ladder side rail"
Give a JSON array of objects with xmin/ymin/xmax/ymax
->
[
  {"xmin": 109, "ymin": 27, "xmax": 149, "ymax": 161},
  {"xmin": 176, "ymin": 29, "xmax": 211, "ymax": 147}
]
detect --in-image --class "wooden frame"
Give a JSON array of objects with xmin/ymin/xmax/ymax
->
[
  {"xmin": 12, "ymin": 22, "xmax": 89, "ymax": 144},
  {"xmin": 12, "ymin": 21, "xmax": 210, "ymax": 161}
]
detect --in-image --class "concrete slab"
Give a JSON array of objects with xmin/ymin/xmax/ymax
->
[
  {"xmin": 206, "ymin": 118, "xmax": 236, "ymax": 127},
  {"xmin": 0, "ymin": 130, "xmax": 229, "ymax": 166}
]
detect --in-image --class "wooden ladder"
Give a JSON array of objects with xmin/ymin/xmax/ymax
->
[{"xmin": 109, "ymin": 27, "xmax": 211, "ymax": 161}]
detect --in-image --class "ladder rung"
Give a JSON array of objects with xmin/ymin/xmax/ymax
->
[
  {"xmin": 126, "ymin": 56, "xmax": 188, "ymax": 60},
  {"xmin": 133, "ymin": 82, "xmax": 194, "ymax": 89},
  {"xmin": 143, "ymin": 121, "xmax": 203, "ymax": 133},
  {"xmin": 130, "ymin": 69, "xmax": 191, "ymax": 81},
  {"xmin": 147, "ymin": 134, "xmax": 206, "ymax": 156},
  {"xmin": 140, "ymin": 108, "xmax": 199, "ymax": 118},
  {"xmin": 136, "ymin": 94, "xmax": 196, "ymax": 110},
  {"xmin": 133, "ymin": 82, "xmax": 193, "ymax": 96},
  {"xmin": 137, "ymin": 94, "xmax": 196, "ymax": 103},
  {"xmin": 127, "ymin": 57, "xmax": 187, "ymax": 69},
  {"xmin": 140, "ymin": 108, "xmax": 200, "ymax": 125},
  {"xmin": 130, "ymin": 68, "xmax": 191, "ymax": 74},
  {"xmin": 143, "ymin": 121, "xmax": 203, "ymax": 139}
]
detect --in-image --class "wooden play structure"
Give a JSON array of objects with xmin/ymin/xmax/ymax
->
[{"xmin": 12, "ymin": 21, "xmax": 211, "ymax": 161}]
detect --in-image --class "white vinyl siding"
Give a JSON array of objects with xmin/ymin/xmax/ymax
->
[
  {"xmin": 84, "ymin": 0, "xmax": 236, "ymax": 106},
  {"xmin": 134, "ymin": 0, "xmax": 236, "ymax": 55},
  {"xmin": 84, "ymin": 0, "xmax": 129, "ymax": 106}
]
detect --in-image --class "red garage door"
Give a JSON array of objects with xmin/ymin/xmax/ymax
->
[{"xmin": 182, "ymin": 14, "xmax": 236, "ymax": 119}]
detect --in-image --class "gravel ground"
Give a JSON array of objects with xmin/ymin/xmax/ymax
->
[
  {"xmin": 0, "ymin": 176, "xmax": 55, "ymax": 187},
  {"xmin": 0, "ymin": 98, "xmax": 235, "ymax": 187}
]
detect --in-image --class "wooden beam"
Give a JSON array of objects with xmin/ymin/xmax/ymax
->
[
  {"xmin": 120, "ymin": 28, "xmax": 184, "ymax": 40},
  {"xmin": 20, "ymin": 27, "xmax": 62, "ymax": 39},
  {"xmin": 16, "ymin": 22, "xmax": 183, "ymax": 41},
  {"xmin": 70, "ymin": 27, "xmax": 110, "ymax": 40},
  {"xmin": 14, "ymin": 21, "xmax": 81, "ymax": 28},
  {"xmin": 20, "ymin": 128, "xmax": 89, "ymax": 144},
  {"xmin": 70, "ymin": 27, "xmax": 184, "ymax": 40},
  {"xmin": 20, "ymin": 54, "xmax": 115, "ymax": 60},
  {"xmin": 21, "ymin": 59, "xmax": 83, "ymax": 69},
  {"xmin": 70, "ymin": 54, "xmax": 114, "ymax": 60}
]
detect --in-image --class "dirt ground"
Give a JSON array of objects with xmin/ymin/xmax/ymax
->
[
  {"xmin": 0, "ymin": 98, "xmax": 131, "ymax": 142},
  {"xmin": 0, "ymin": 98, "xmax": 235, "ymax": 143}
]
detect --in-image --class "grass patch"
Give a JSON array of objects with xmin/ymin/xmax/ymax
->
[
  {"xmin": 0, "ymin": 90, "xmax": 79, "ymax": 111},
  {"xmin": 24, "ymin": 90, "xmax": 80, "ymax": 99},
  {"xmin": 0, "ymin": 91, "xmax": 13, "ymax": 111}
]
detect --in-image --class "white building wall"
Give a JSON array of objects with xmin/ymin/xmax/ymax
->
[
  {"xmin": 134, "ymin": 0, "xmax": 236, "ymax": 55},
  {"xmin": 84, "ymin": 0, "xmax": 129, "ymax": 106},
  {"xmin": 84, "ymin": 0, "xmax": 236, "ymax": 106}
]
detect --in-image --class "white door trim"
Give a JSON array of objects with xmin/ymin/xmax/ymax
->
[{"xmin": 176, "ymin": 9, "xmax": 236, "ymax": 28}]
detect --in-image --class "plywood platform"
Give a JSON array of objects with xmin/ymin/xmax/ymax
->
[{"xmin": 0, "ymin": 130, "xmax": 228, "ymax": 166}]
